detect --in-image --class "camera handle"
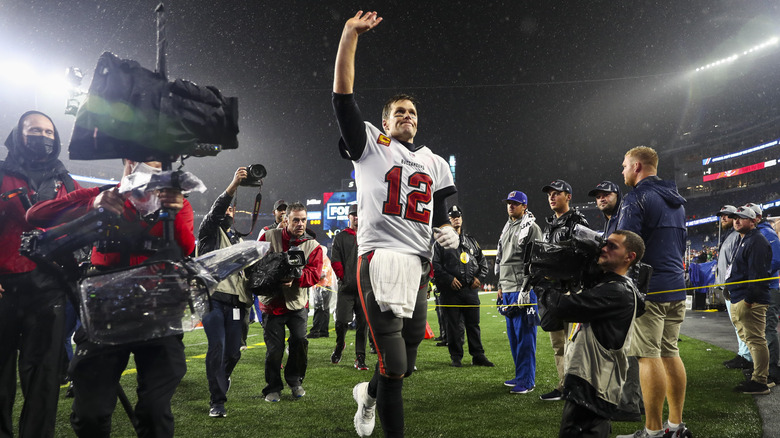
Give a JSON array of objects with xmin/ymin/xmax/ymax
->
[{"xmin": 146, "ymin": 158, "xmax": 184, "ymax": 261}]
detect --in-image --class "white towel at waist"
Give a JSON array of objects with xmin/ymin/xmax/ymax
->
[{"xmin": 369, "ymin": 249, "xmax": 423, "ymax": 319}]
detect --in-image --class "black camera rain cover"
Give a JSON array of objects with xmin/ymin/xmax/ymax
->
[
  {"xmin": 528, "ymin": 241, "xmax": 585, "ymax": 282},
  {"xmin": 69, "ymin": 51, "xmax": 239, "ymax": 162}
]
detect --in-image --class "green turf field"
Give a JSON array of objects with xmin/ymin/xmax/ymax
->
[{"xmin": 23, "ymin": 294, "xmax": 762, "ymax": 437}]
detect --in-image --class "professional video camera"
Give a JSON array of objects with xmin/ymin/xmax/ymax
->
[
  {"xmin": 248, "ymin": 246, "xmax": 306, "ymax": 297},
  {"xmin": 21, "ymin": 210, "xmax": 270, "ymax": 345},
  {"xmin": 524, "ymin": 224, "xmax": 604, "ymax": 285},
  {"xmin": 523, "ymin": 224, "xmax": 652, "ymax": 295}
]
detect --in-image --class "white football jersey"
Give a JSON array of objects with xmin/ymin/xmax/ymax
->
[{"xmin": 353, "ymin": 122, "xmax": 455, "ymax": 260}]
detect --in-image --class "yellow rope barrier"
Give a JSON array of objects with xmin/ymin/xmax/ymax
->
[{"xmin": 423, "ymin": 276, "xmax": 780, "ymax": 309}]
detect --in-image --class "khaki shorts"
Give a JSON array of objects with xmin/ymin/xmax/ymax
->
[{"xmin": 628, "ymin": 300, "xmax": 686, "ymax": 358}]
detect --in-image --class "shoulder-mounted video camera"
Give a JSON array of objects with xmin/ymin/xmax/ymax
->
[
  {"xmin": 523, "ymin": 224, "xmax": 652, "ymax": 295},
  {"xmin": 247, "ymin": 246, "xmax": 306, "ymax": 296}
]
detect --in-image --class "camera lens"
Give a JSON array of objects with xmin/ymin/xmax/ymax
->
[{"xmin": 247, "ymin": 164, "xmax": 267, "ymax": 179}]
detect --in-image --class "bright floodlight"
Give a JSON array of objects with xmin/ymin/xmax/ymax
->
[{"xmin": 694, "ymin": 36, "xmax": 778, "ymax": 72}]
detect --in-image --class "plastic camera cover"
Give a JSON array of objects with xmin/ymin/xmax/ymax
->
[
  {"xmin": 78, "ymin": 241, "xmax": 269, "ymax": 345},
  {"xmin": 189, "ymin": 240, "xmax": 270, "ymax": 289},
  {"xmin": 119, "ymin": 170, "xmax": 207, "ymax": 197}
]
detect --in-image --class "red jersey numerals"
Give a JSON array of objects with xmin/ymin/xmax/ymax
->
[{"xmin": 382, "ymin": 166, "xmax": 433, "ymax": 224}]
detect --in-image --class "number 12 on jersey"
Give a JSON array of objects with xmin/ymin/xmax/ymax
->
[{"xmin": 382, "ymin": 165, "xmax": 433, "ymax": 224}]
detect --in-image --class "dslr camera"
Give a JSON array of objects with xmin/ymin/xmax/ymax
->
[{"xmin": 241, "ymin": 164, "xmax": 267, "ymax": 187}]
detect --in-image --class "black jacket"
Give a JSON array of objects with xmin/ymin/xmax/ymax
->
[
  {"xmin": 331, "ymin": 227, "xmax": 359, "ymax": 295},
  {"xmin": 727, "ymin": 228, "xmax": 772, "ymax": 305},
  {"xmin": 433, "ymin": 232, "xmax": 488, "ymax": 292},
  {"xmin": 540, "ymin": 271, "xmax": 643, "ymax": 419},
  {"xmin": 197, "ymin": 191, "xmax": 239, "ymax": 256},
  {"xmin": 543, "ymin": 209, "xmax": 589, "ymax": 244}
]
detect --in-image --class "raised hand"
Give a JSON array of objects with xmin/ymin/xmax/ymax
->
[{"xmin": 345, "ymin": 10, "xmax": 382, "ymax": 35}]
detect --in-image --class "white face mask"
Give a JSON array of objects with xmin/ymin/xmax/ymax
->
[{"xmin": 131, "ymin": 162, "xmax": 162, "ymax": 175}]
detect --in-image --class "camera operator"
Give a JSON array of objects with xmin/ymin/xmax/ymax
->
[
  {"xmin": 196, "ymin": 167, "xmax": 253, "ymax": 418},
  {"xmin": 540, "ymin": 230, "xmax": 645, "ymax": 438},
  {"xmin": 588, "ymin": 180, "xmax": 643, "ymax": 422},
  {"xmin": 0, "ymin": 111, "xmax": 82, "ymax": 438},
  {"xmin": 26, "ymin": 158, "xmax": 194, "ymax": 438},
  {"xmin": 538, "ymin": 179, "xmax": 589, "ymax": 402},
  {"xmin": 257, "ymin": 202, "xmax": 323, "ymax": 402},
  {"xmin": 433, "ymin": 205, "xmax": 493, "ymax": 368}
]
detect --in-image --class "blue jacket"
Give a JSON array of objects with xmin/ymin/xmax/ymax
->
[
  {"xmin": 727, "ymin": 228, "xmax": 771, "ymax": 304},
  {"xmin": 756, "ymin": 221, "xmax": 780, "ymax": 289},
  {"xmin": 601, "ymin": 189, "xmax": 622, "ymax": 238},
  {"xmin": 617, "ymin": 176, "xmax": 687, "ymax": 302}
]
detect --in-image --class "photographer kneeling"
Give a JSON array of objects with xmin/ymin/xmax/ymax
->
[
  {"xmin": 538, "ymin": 230, "xmax": 645, "ymax": 438},
  {"xmin": 256, "ymin": 202, "xmax": 323, "ymax": 402}
]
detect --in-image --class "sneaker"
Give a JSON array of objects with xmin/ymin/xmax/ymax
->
[
  {"xmin": 616, "ymin": 430, "xmax": 663, "ymax": 438},
  {"xmin": 331, "ymin": 345, "xmax": 344, "ymax": 364},
  {"xmin": 354, "ymin": 355, "xmax": 369, "ymax": 371},
  {"xmin": 290, "ymin": 385, "xmax": 306, "ymax": 398},
  {"xmin": 208, "ymin": 404, "xmax": 226, "ymax": 418},
  {"xmin": 264, "ymin": 392, "xmax": 281, "ymax": 402},
  {"xmin": 353, "ymin": 382, "xmax": 376, "ymax": 437},
  {"xmin": 435, "ymin": 341, "xmax": 448, "ymax": 347},
  {"xmin": 65, "ymin": 381, "xmax": 74, "ymax": 398},
  {"xmin": 472, "ymin": 356, "xmax": 495, "ymax": 367},
  {"xmin": 510, "ymin": 384, "xmax": 534, "ymax": 394},
  {"xmin": 539, "ymin": 388, "xmax": 563, "ymax": 401},
  {"xmin": 723, "ymin": 355, "xmax": 752, "ymax": 369},
  {"xmin": 369, "ymin": 345, "xmax": 377, "ymax": 355},
  {"xmin": 662, "ymin": 421, "xmax": 690, "ymax": 438},
  {"xmin": 504, "ymin": 379, "xmax": 517, "ymax": 387},
  {"xmin": 450, "ymin": 359, "xmax": 462, "ymax": 367},
  {"xmin": 735, "ymin": 379, "xmax": 770, "ymax": 395}
]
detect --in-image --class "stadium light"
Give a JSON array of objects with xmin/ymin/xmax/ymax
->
[{"xmin": 694, "ymin": 36, "xmax": 778, "ymax": 73}]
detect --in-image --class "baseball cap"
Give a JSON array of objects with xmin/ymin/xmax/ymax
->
[
  {"xmin": 729, "ymin": 206, "xmax": 757, "ymax": 219},
  {"xmin": 587, "ymin": 181, "xmax": 619, "ymax": 197},
  {"xmin": 448, "ymin": 205, "xmax": 463, "ymax": 217},
  {"xmin": 745, "ymin": 203, "xmax": 763, "ymax": 217},
  {"xmin": 505, "ymin": 191, "xmax": 528, "ymax": 204},
  {"xmin": 348, "ymin": 204, "xmax": 358, "ymax": 215},
  {"xmin": 716, "ymin": 205, "xmax": 737, "ymax": 216},
  {"xmin": 273, "ymin": 199, "xmax": 287, "ymax": 211},
  {"xmin": 542, "ymin": 179, "xmax": 573, "ymax": 195}
]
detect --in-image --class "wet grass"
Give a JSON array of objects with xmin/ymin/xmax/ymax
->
[{"xmin": 14, "ymin": 294, "xmax": 762, "ymax": 437}]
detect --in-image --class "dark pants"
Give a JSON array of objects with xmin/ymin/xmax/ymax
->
[
  {"xmin": 434, "ymin": 294, "xmax": 448, "ymax": 339},
  {"xmin": 559, "ymin": 400, "xmax": 612, "ymax": 438},
  {"xmin": 261, "ymin": 308, "xmax": 308, "ymax": 394},
  {"xmin": 440, "ymin": 287, "xmax": 484, "ymax": 361},
  {"xmin": 617, "ymin": 356, "xmax": 644, "ymax": 414},
  {"xmin": 69, "ymin": 335, "xmax": 187, "ymax": 438},
  {"xmin": 0, "ymin": 270, "xmax": 66, "ymax": 438},
  {"xmin": 334, "ymin": 292, "xmax": 368, "ymax": 357},
  {"xmin": 202, "ymin": 299, "xmax": 245, "ymax": 406},
  {"xmin": 310, "ymin": 288, "xmax": 332, "ymax": 337},
  {"xmin": 358, "ymin": 254, "xmax": 429, "ymax": 437}
]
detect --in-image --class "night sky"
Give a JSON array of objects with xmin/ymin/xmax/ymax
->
[{"xmin": 2, "ymin": 1, "xmax": 780, "ymax": 245}]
